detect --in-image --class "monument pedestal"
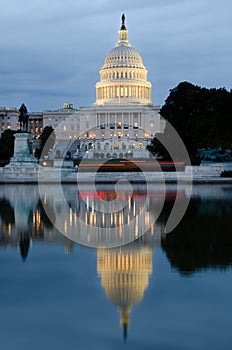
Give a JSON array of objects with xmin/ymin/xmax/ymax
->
[{"xmin": 5, "ymin": 132, "xmax": 39, "ymax": 168}]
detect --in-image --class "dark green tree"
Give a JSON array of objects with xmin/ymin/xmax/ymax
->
[
  {"xmin": 0, "ymin": 129, "xmax": 16, "ymax": 165},
  {"xmin": 34, "ymin": 126, "xmax": 55, "ymax": 159},
  {"xmin": 147, "ymin": 81, "xmax": 232, "ymax": 162}
]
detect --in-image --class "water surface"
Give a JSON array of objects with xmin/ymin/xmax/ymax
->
[{"xmin": 0, "ymin": 184, "xmax": 231, "ymax": 350}]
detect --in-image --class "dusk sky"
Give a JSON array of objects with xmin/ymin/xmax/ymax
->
[{"xmin": 1, "ymin": 0, "xmax": 231, "ymax": 112}]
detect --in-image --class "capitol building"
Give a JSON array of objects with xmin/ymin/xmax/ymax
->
[{"xmin": 0, "ymin": 15, "xmax": 164, "ymax": 160}]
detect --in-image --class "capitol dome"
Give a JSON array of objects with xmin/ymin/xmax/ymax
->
[
  {"xmin": 95, "ymin": 14, "xmax": 153, "ymax": 106},
  {"xmin": 102, "ymin": 45, "xmax": 145, "ymax": 70}
]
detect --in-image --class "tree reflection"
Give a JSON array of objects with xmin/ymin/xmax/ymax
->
[{"xmin": 161, "ymin": 198, "xmax": 232, "ymax": 274}]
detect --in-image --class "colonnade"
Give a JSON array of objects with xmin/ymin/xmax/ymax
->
[{"xmin": 96, "ymin": 85, "xmax": 151, "ymax": 101}]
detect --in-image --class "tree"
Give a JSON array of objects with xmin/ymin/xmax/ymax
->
[
  {"xmin": 0, "ymin": 129, "xmax": 16, "ymax": 164},
  {"xmin": 146, "ymin": 123, "xmax": 172, "ymax": 160},
  {"xmin": 34, "ymin": 126, "xmax": 55, "ymax": 159},
  {"xmin": 148, "ymin": 81, "xmax": 232, "ymax": 162}
]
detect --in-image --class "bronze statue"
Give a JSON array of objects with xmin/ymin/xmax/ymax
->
[
  {"xmin": 19, "ymin": 103, "xmax": 29, "ymax": 131},
  {"xmin": 121, "ymin": 13, "xmax": 126, "ymax": 30}
]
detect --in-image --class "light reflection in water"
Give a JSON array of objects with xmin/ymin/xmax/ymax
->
[
  {"xmin": 1, "ymin": 184, "xmax": 232, "ymax": 343},
  {"xmin": 97, "ymin": 243, "xmax": 153, "ymax": 340}
]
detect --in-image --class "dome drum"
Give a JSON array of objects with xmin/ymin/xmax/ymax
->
[{"xmin": 96, "ymin": 81, "xmax": 152, "ymax": 105}]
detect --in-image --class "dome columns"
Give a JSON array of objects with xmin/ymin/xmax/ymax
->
[{"xmin": 96, "ymin": 82, "xmax": 152, "ymax": 105}]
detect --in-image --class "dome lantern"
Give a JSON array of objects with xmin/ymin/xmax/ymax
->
[{"xmin": 117, "ymin": 13, "xmax": 130, "ymax": 46}]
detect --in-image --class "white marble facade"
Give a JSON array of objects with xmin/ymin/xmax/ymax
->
[{"xmin": 71, "ymin": 15, "xmax": 164, "ymax": 159}]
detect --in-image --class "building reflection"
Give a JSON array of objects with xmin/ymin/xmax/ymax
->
[
  {"xmin": 97, "ymin": 237, "xmax": 154, "ymax": 340},
  {"xmin": 0, "ymin": 184, "xmax": 232, "ymax": 339},
  {"xmin": 32, "ymin": 183, "xmax": 167, "ymax": 247},
  {"xmin": 0, "ymin": 186, "xmax": 74, "ymax": 259}
]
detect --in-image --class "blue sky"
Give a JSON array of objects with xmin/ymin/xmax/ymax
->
[{"xmin": 0, "ymin": 0, "xmax": 231, "ymax": 111}]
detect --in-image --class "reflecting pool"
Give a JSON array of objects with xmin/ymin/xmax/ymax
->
[{"xmin": 0, "ymin": 184, "xmax": 232, "ymax": 350}]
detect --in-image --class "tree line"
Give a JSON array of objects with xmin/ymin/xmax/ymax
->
[{"xmin": 147, "ymin": 81, "xmax": 232, "ymax": 163}]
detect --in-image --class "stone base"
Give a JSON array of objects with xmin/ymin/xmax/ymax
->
[
  {"xmin": 5, "ymin": 132, "xmax": 39, "ymax": 168},
  {"xmin": 5, "ymin": 157, "xmax": 39, "ymax": 168}
]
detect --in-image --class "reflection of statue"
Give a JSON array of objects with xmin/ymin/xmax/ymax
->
[
  {"xmin": 19, "ymin": 233, "xmax": 30, "ymax": 261},
  {"xmin": 19, "ymin": 103, "xmax": 29, "ymax": 131}
]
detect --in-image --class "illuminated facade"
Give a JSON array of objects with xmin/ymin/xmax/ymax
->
[
  {"xmin": 42, "ymin": 15, "xmax": 164, "ymax": 159},
  {"xmin": 0, "ymin": 107, "xmax": 19, "ymax": 132},
  {"xmin": 74, "ymin": 15, "xmax": 164, "ymax": 159}
]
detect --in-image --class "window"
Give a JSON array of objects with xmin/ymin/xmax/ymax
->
[{"xmin": 133, "ymin": 122, "xmax": 138, "ymax": 129}]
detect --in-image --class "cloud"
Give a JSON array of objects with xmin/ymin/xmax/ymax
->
[{"xmin": 0, "ymin": 0, "xmax": 231, "ymax": 111}]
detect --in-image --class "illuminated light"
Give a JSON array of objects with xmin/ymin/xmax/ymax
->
[
  {"xmin": 135, "ymin": 215, "xmax": 139, "ymax": 237},
  {"xmin": 119, "ymin": 213, "xmax": 122, "ymax": 226},
  {"xmin": 121, "ymin": 254, "xmax": 125, "ymax": 270},
  {"xmin": 69, "ymin": 208, "xmax": 73, "ymax": 226},
  {"xmin": 151, "ymin": 224, "xmax": 154, "ymax": 235},
  {"xmin": 102, "ymin": 213, "xmax": 105, "ymax": 226},
  {"xmin": 128, "ymin": 198, "xmax": 131, "ymax": 210},
  {"xmin": 114, "ymin": 212, "xmax": 117, "ymax": 225},
  {"xmin": 118, "ymin": 253, "xmax": 121, "ymax": 270},
  {"xmin": 8, "ymin": 223, "xmax": 11, "ymax": 236},
  {"xmin": 133, "ymin": 202, "xmax": 136, "ymax": 216},
  {"xmin": 33, "ymin": 212, "xmax": 36, "ymax": 225},
  {"xmin": 119, "ymin": 226, "xmax": 122, "ymax": 237},
  {"xmin": 64, "ymin": 219, "xmax": 67, "ymax": 235},
  {"xmin": 145, "ymin": 212, "xmax": 150, "ymax": 227},
  {"xmin": 130, "ymin": 253, "xmax": 133, "ymax": 269}
]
